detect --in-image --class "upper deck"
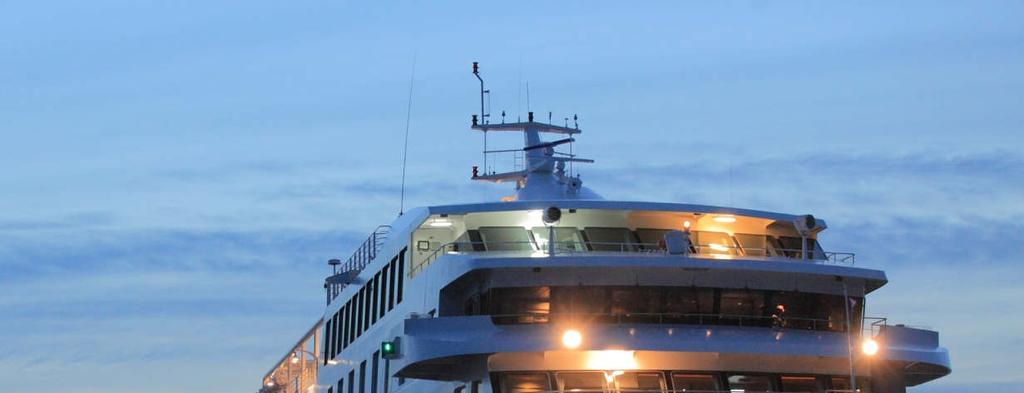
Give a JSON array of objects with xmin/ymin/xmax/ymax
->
[{"xmin": 404, "ymin": 200, "xmax": 855, "ymax": 278}]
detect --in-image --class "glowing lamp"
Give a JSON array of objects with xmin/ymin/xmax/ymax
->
[
  {"xmin": 862, "ymin": 337, "xmax": 879, "ymax": 356},
  {"xmin": 562, "ymin": 329, "xmax": 582, "ymax": 349},
  {"xmin": 713, "ymin": 215, "xmax": 736, "ymax": 223}
]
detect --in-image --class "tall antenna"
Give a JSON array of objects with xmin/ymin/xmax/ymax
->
[
  {"xmin": 473, "ymin": 62, "xmax": 488, "ymax": 173},
  {"xmin": 399, "ymin": 54, "xmax": 417, "ymax": 216},
  {"xmin": 517, "ymin": 54, "xmax": 523, "ymax": 122}
]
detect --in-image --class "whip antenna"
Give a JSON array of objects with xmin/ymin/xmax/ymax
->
[{"xmin": 399, "ymin": 54, "xmax": 417, "ymax": 216}]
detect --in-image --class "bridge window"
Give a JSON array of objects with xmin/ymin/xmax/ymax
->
[
  {"xmin": 735, "ymin": 233, "xmax": 767, "ymax": 256},
  {"xmin": 557, "ymin": 371, "xmax": 606, "ymax": 392},
  {"xmin": 475, "ymin": 286, "xmax": 862, "ymax": 332},
  {"xmin": 501, "ymin": 372, "xmax": 551, "ymax": 393},
  {"xmin": 727, "ymin": 374, "xmax": 773, "ymax": 392},
  {"xmin": 583, "ymin": 227, "xmax": 638, "ymax": 251},
  {"xmin": 781, "ymin": 375, "xmax": 820, "ymax": 392},
  {"xmin": 478, "ymin": 226, "xmax": 536, "ymax": 251},
  {"xmin": 531, "ymin": 227, "xmax": 586, "ymax": 252},
  {"xmin": 671, "ymin": 373, "xmax": 718, "ymax": 391},
  {"xmin": 613, "ymin": 371, "xmax": 664, "ymax": 392},
  {"xmin": 694, "ymin": 230, "xmax": 738, "ymax": 255}
]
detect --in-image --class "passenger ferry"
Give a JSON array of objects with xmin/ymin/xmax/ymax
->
[{"xmin": 259, "ymin": 64, "xmax": 950, "ymax": 393}]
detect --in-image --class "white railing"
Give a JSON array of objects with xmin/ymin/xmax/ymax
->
[
  {"xmin": 410, "ymin": 240, "xmax": 855, "ymax": 276},
  {"xmin": 327, "ymin": 225, "xmax": 391, "ymax": 305}
]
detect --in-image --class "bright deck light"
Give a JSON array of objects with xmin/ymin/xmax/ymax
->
[
  {"xmin": 562, "ymin": 329, "xmax": 582, "ymax": 349},
  {"xmin": 862, "ymin": 337, "xmax": 879, "ymax": 356},
  {"xmin": 429, "ymin": 219, "xmax": 453, "ymax": 227},
  {"xmin": 586, "ymin": 350, "xmax": 636, "ymax": 370},
  {"xmin": 708, "ymin": 243, "xmax": 730, "ymax": 252},
  {"xmin": 713, "ymin": 215, "xmax": 737, "ymax": 223}
]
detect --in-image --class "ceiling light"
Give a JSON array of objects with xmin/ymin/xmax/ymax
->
[
  {"xmin": 429, "ymin": 219, "xmax": 453, "ymax": 227},
  {"xmin": 713, "ymin": 215, "xmax": 737, "ymax": 223}
]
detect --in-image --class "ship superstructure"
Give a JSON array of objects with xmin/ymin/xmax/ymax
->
[{"xmin": 259, "ymin": 64, "xmax": 950, "ymax": 393}]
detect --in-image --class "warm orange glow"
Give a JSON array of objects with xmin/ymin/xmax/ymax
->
[
  {"xmin": 713, "ymin": 215, "xmax": 736, "ymax": 223},
  {"xmin": 862, "ymin": 338, "xmax": 880, "ymax": 356},
  {"xmin": 586, "ymin": 350, "xmax": 637, "ymax": 370},
  {"xmin": 708, "ymin": 243, "xmax": 730, "ymax": 252},
  {"xmin": 562, "ymin": 329, "xmax": 583, "ymax": 349}
]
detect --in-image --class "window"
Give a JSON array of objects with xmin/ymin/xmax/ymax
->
[
  {"xmin": 478, "ymin": 226, "xmax": 536, "ymax": 251},
  {"xmin": 328, "ymin": 387, "xmax": 333, "ymax": 393},
  {"xmin": 613, "ymin": 371, "xmax": 663, "ymax": 392},
  {"xmin": 583, "ymin": 227, "xmax": 637, "ymax": 251},
  {"xmin": 379, "ymin": 265, "xmax": 389, "ymax": 319},
  {"xmin": 364, "ymin": 283, "xmax": 372, "ymax": 331},
  {"xmin": 323, "ymin": 318, "xmax": 333, "ymax": 364},
  {"xmin": 388, "ymin": 257, "xmax": 397, "ymax": 310},
  {"xmin": 634, "ymin": 228, "xmax": 671, "ymax": 250},
  {"xmin": 551, "ymin": 287, "xmax": 610, "ymax": 321},
  {"xmin": 558, "ymin": 372, "xmax": 607, "ymax": 392},
  {"xmin": 348, "ymin": 370, "xmax": 355, "ymax": 393},
  {"xmin": 488, "ymin": 287, "xmax": 550, "ymax": 323},
  {"xmin": 372, "ymin": 273, "xmax": 381, "ymax": 324},
  {"xmin": 349, "ymin": 298, "xmax": 357, "ymax": 344},
  {"xmin": 671, "ymin": 373, "xmax": 718, "ymax": 391},
  {"xmin": 359, "ymin": 360, "xmax": 367, "ymax": 393},
  {"xmin": 356, "ymin": 286, "xmax": 364, "ymax": 335},
  {"xmin": 719, "ymin": 290, "xmax": 766, "ymax": 326},
  {"xmin": 397, "ymin": 249, "xmax": 406, "ymax": 304},
  {"xmin": 371, "ymin": 351, "xmax": 380, "ymax": 393},
  {"xmin": 664, "ymin": 287, "xmax": 714, "ymax": 323},
  {"xmin": 694, "ymin": 230, "xmax": 737, "ymax": 255},
  {"xmin": 335, "ymin": 311, "xmax": 344, "ymax": 356},
  {"xmin": 340, "ymin": 304, "xmax": 349, "ymax": 350},
  {"xmin": 734, "ymin": 233, "xmax": 767, "ymax": 257},
  {"xmin": 727, "ymin": 374, "xmax": 773, "ymax": 392},
  {"xmin": 531, "ymin": 227, "xmax": 585, "ymax": 252},
  {"xmin": 337, "ymin": 378, "xmax": 344, "ymax": 393},
  {"xmin": 501, "ymin": 373, "xmax": 550, "ymax": 393},
  {"xmin": 780, "ymin": 375, "xmax": 820, "ymax": 392}
]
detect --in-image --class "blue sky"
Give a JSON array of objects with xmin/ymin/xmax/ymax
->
[{"xmin": 1, "ymin": 1, "xmax": 1022, "ymax": 392}]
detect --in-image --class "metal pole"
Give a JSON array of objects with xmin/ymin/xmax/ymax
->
[
  {"xmin": 843, "ymin": 279, "xmax": 858, "ymax": 392},
  {"xmin": 548, "ymin": 225, "xmax": 555, "ymax": 256}
]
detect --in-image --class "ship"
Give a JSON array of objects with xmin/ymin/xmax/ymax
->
[{"xmin": 258, "ymin": 63, "xmax": 951, "ymax": 393}]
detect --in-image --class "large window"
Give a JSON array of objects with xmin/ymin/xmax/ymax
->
[
  {"xmin": 478, "ymin": 227, "xmax": 536, "ymax": 251},
  {"xmin": 780, "ymin": 375, "xmax": 820, "ymax": 392},
  {"xmin": 613, "ymin": 372, "xmax": 664, "ymax": 392},
  {"xmin": 719, "ymin": 289, "xmax": 767, "ymax": 326},
  {"xmin": 531, "ymin": 227, "xmax": 586, "ymax": 252},
  {"xmin": 694, "ymin": 231, "xmax": 738, "ymax": 256},
  {"xmin": 557, "ymin": 372, "xmax": 606, "ymax": 392},
  {"xmin": 727, "ymin": 374, "xmax": 773, "ymax": 392},
  {"xmin": 670, "ymin": 373, "xmax": 718, "ymax": 391},
  {"xmin": 473, "ymin": 286, "xmax": 862, "ymax": 332},
  {"xmin": 583, "ymin": 227, "xmax": 638, "ymax": 251},
  {"xmin": 502, "ymin": 373, "xmax": 550, "ymax": 393}
]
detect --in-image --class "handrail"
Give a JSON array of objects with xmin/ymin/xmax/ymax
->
[
  {"xmin": 327, "ymin": 225, "xmax": 392, "ymax": 305},
  {"xmin": 491, "ymin": 390, "xmax": 855, "ymax": 393},
  {"xmin": 483, "ymin": 312, "xmax": 859, "ymax": 333},
  {"xmin": 410, "ymin": 240, "xmax": 855, "ymax": 276}
]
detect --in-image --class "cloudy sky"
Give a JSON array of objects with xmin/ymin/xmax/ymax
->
[{"xmin": 1, "ymin": 1, "xmax": 1022, "ymax": 392}]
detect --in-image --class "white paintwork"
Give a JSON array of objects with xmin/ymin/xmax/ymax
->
[{"xmin": 280, "ymin": 108, "xmax": 950, "ymax": 393}]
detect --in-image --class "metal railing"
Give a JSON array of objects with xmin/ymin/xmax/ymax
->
[
  {"xmin": 501, "ymin": 390, "xmax": 859, "ymax": 393},
  {"xmin": 342, "ymin": 225, "xmax": 392, "ymax": 273},
  {"xmin": 484, "ymin": 312, "xmax": 860, "ymax": 333},
  {"xmin": 410, "ymin": 240, "xmax": 855, "ymax": 276},
  {"xmin": 327, "ymin": 225, "xmax": 391, "ymax": 304}
]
